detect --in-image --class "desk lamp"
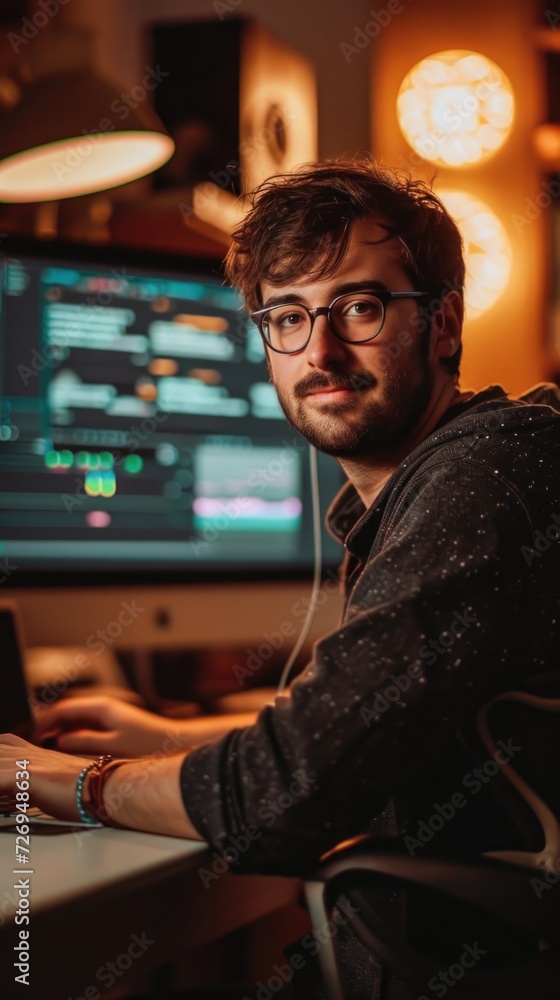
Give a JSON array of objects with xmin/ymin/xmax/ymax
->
[{"xmin": 0, "ymin": 69, "xmax": 174, "ymax": 202}]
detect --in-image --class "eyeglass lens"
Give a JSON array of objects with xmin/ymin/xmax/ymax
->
[{"xmin": 261, "ymin": 292, "xmax": 384, "ymax": 353}]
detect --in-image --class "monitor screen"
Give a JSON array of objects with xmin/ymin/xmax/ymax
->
[{"xmin": 0, "ymin": 238, "xmax": 343, "ymax": 583}]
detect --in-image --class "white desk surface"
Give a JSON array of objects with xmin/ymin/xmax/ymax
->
[
  {"xmin": 0, "ymin": 818, "xmax": 207, "ymax": 916},
  {"xmin": 0, "ymin": 819, "xmax": 300, "ymax": 1000}
]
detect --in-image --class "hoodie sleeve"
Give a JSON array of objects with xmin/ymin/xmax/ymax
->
[{"xmin": 180, "ymin": 459, "xmax": 539, "ymax": 875}]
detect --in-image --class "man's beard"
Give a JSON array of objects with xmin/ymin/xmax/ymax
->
[{"xmin": 270, "ymin": 347, "xmax": 435, "ymax": 459}]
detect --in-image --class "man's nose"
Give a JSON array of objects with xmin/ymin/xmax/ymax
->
[{"xmin": 304, "ymin": 313, "xmax": 348, "ymax": 368}]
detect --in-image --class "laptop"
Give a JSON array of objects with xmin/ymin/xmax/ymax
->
[
  {"xmin": 0, "ymin": 600, "xmax": 34, "ymax": 739},
  {"xmin": 0, "ymin": 601, "xmax": 101, "ymax": 829}
]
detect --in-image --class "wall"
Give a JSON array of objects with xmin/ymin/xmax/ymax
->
[{"xmin": 58, "ymin": 0, "xmax": 372, "ymax": 160}]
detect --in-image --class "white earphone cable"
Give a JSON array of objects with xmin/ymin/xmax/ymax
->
[{"xmin": 276, "ymin": 443, "xmax": 322, "ymax": 695}]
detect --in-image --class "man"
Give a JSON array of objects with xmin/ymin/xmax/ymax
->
[{"xmin": 1, "ymin": 159, "xmax": 559, "ymax": 998}]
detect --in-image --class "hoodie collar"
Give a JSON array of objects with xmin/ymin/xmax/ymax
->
[{"xmin": 326, "ymin": 382, "xmax": 560, "ymax": 555}]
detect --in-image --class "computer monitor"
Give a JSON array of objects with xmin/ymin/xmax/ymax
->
[{"xmin": 0, "ymin": 238, "xmax": 344, "ymax": 650}]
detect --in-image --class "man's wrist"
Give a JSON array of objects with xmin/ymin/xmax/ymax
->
[
  {"xmin": 80, "ymin": 758, "xmax": 129, "ymax": 827},
  {"xmin": 76, "ymin": 756, "xmax": 114, "ymax": 824}
]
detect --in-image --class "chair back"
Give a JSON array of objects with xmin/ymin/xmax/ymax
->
[
  {"xmin": 301, "ymin": 674, "xmax": 560, "ymax": 1000},
  {"xmin": 459, "ymin": 672, "xmax": 560, "ymax": 874}
]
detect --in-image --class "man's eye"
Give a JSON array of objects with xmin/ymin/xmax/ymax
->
[
  {"xmin": 343, "ymin": 298, "xmax": 381, "ymax": 318},
  {"xmin": 276, "ymin": 310, "xmax": 306, "ymax": 327},
  {"xmin": 346, "ymin": 300, "xmax": 374, "ymax": 316}
]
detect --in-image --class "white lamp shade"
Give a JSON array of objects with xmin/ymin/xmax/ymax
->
[{"xmin": 0, "ymin": 71, "xmax": 174, "ymax": 202}]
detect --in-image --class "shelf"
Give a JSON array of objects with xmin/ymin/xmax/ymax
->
[
  {"xmin": 109, "ymin": 197, "xmax": 231, "ymax": 258},
  {"xmin": 0, "ymin": 193, "xmax": 231, "ymax": 258}
]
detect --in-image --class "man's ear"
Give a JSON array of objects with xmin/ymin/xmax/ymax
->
[{"xmin": 431, "ymin": 290, "xmax": 463, "ymax": 362}]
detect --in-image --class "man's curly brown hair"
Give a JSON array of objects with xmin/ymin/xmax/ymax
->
[{"xmin": 224, "ymin": 157, "xmax": 465, "ymax": 375}]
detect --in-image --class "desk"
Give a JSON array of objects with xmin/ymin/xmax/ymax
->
[{"xmin": 0, "ymin": 822, "xmax": 300, "ymax": 1000}]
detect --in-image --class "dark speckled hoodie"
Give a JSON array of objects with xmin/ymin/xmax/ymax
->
[{"xmin": 180, "ymin": 382, "xmax": 560, "ymax": 876}]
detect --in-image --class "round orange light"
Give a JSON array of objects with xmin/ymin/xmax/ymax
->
[
  {"xmin": 397, "ymin": 51, "xmax": 514, "ymax": 167},
  {"xmin": 438, "ymin": 190, "xmax": 512, "ymax": 318}
]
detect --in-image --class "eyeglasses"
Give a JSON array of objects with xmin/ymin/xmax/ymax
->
[{"xmin": 250, "ymin": 289, "xmax": 428, "ymax": 355}]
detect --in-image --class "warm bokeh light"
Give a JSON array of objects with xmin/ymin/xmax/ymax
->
[
  {"xmin": 397, "ymin": 51, "xmax": 514, "ymax": 167},
  {"xmin": 192, "ymin": 183, "xmax": 246, "ymax": 235},
  {"xmin": 533, "ymin": 124, "xmax": 560, "ymax": 170},
  {"xmin": 174, "ymin": 313, "xmax": 229, "ymax": 332},
  {"xmin": 437, "ymin": 190, "xmax": 512, "ymax": 318},
  {"xmin": 149, "ymin": 358, "xmax": 179, "ymax": 376}
]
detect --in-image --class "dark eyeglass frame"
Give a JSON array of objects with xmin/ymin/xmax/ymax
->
[{"xmin": 250, "ymin": 290, "xmax": 429, "ymax": 354}]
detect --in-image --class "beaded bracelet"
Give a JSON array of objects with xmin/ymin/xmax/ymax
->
[
  {"xmin": 75, "ymin": 755, "xmax": 113, "ymax": 825},
  {"xmin": 83, "ymin": 758, "xmax": 128, "ymax": 828}
]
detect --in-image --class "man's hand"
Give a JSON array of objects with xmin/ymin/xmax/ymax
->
[
  {"xmin": 33, "ymin": 695, "xmax": 260, "ymax": 759},
  {"xmin": 0, "ymin": 733, "xmax": 91, "ymax": 821},
  {"xmin": 33, "ymin": 696, "xmax": 173, "ymax": 757},
  {"xmin": 0, "ymin": 732, "xmax": 203, "ymax": 839}
]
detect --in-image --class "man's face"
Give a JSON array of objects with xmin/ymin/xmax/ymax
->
[{"xmin": 260, "ymin": 217, "xmax": 439, "ymax": 459}]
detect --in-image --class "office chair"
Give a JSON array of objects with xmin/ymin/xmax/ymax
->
[{"xmin": 301, "ymin": 673, "xmax": 560, "ymax": 1000}]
